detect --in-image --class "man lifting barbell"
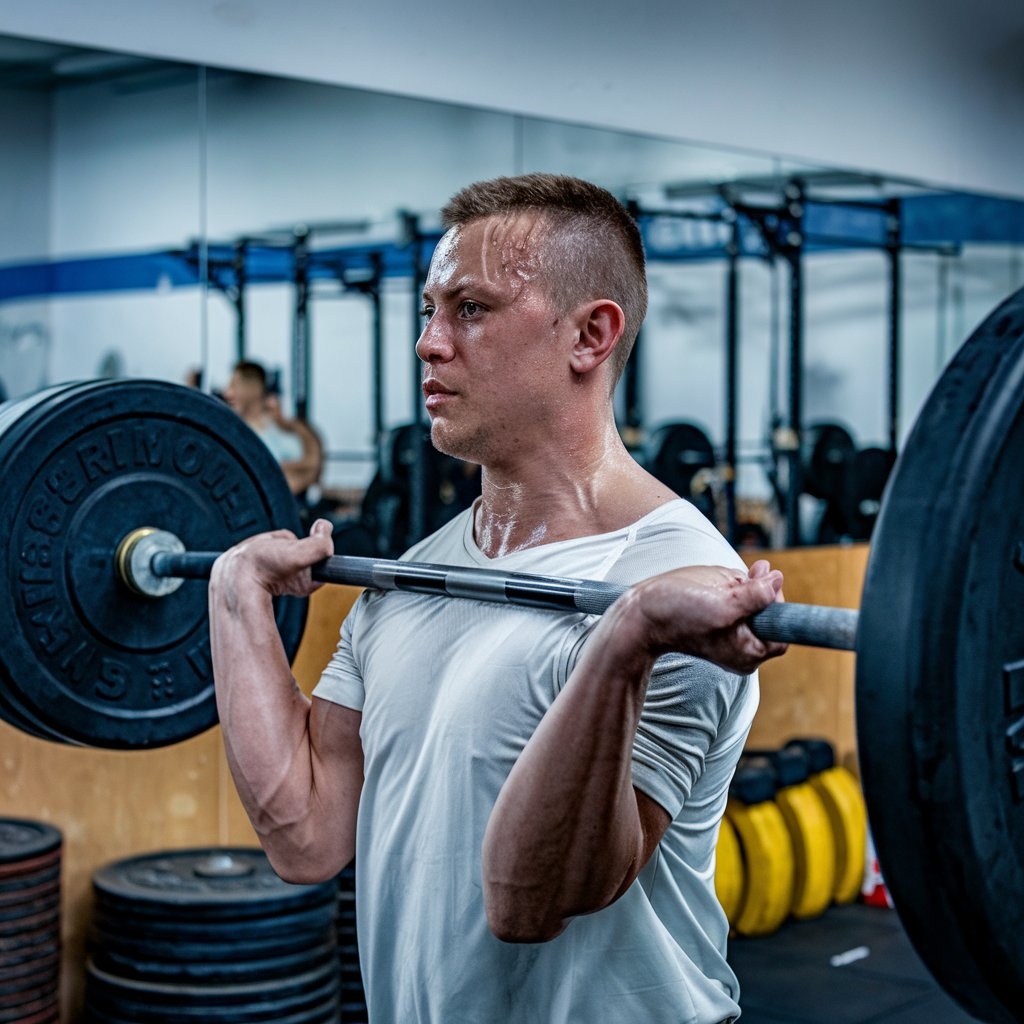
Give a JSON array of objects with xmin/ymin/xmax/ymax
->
[
  {"xmin": 209, "ymin": 173, "xmax": 787, "ymax": 1024},
  {"xmin": 0, "ymin": 172, "xmax": 1019, "ymax": 1020}
]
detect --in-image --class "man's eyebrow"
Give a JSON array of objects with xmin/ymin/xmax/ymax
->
[{"xmin": 422, "ymin": 277, "xmax": 486, "ymax": 302}]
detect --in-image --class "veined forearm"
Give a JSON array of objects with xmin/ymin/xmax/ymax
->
[
  {"xmin": 207, "ymin": 524, "xmax": 362, "ymax": 882},
  {"xmin": 209, "ymin": 574, "xmax": 328, "ymax": 865},
  {"xmin": 482, "ymin": 592, "xmax": 657, "ymax": 940}
]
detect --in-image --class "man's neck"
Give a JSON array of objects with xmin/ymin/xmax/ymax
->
[
  {"xmin": 242, "ymin": 408, "xmax": 268, "ymax": 430},
  {"xmin": 472, "ymin": 423, "xmax": 676, "ymax": 559}
]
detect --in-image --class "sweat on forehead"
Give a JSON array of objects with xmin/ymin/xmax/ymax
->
[{"xmin": 429, "ymin": 214, "xmax": 556, "ymax": 292}]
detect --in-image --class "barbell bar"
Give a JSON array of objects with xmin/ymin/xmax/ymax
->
[{"xmin": 117, "ymin": 527, "xmax": 860, "ymax": 651}]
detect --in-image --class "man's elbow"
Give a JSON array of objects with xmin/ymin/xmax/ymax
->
[
  {"xmin": 259, "ymin": 828, "xmax": 353, "ymax": 886},
  {"xmin": 482, "ymin": 869, "xmax": 632, "ymax": 943},
  {"xmin": 267, "ymin": 849, "xmax": 348, "ymax": 886},
  {"xmin": 485, "ymin": 900, "xmax": 569, "ymax": 944}
]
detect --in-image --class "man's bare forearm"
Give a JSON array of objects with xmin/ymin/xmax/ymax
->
[
  {"xmin": 481, "ymin": 591, "xmax": 660, "ymax": 942},
  {"xmin": 209, "ymin": 554, "xmax": 360, "ymax": 882}
]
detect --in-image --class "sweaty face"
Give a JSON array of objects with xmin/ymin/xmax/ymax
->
[{"xmin": 416, "ymin": 215, "xmax": 573, "ymax": 468}]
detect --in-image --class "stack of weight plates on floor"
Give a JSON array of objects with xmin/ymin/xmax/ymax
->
[
  {"xmin": 84, "ymin": 847, "xmax": 340, "ymax": 1024},
  {"xmin": 715, "ymin": 739, "xmax": 868, "ymax": 938},
  {"xmin": 0, "ymin": 818, "xmax": 62, "ymax": 1024},
  {"xmin": 334, "ymin": 863, "xmax": 367, "ymax": 1022}
]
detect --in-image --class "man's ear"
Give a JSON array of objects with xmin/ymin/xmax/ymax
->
[{"xmin": 568, "ymin": 300, "xmax": 626, "ymax": 376}]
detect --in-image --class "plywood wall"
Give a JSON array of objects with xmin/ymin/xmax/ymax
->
[
  {"xmin": 742, "ymin": 544, "xmax": 868, "ymax": 769},
  {"xmin": 1, "ymin": 546, "xmax": 868, "ymax": 1020}
]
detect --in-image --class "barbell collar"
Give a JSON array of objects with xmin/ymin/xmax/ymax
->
[{"xmin": 142, "ymin": 543, "xmax": 859, "ymax": 652}]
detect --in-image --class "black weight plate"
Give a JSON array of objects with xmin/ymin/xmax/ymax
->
[
  {"xmin": 86, "ymin": 958, "xmax": 337, "ymax": 1003},
  {"xmin": 647, "ymin": 422, "xmax": 716, "ymax": 487},
  {"xmin": 0, "ymin": 937, "xmax": 59, "ymax": 963},
  {"xmin": 840, "ymin": 445, "xmax": 894, "ymax": 541},
  {"xmin": 0, "ymin": 1010, "xmax": 57, "ymax": 1024},
  {"xmin": 92, "ymin": 900, "xmax": 335, "ymax": 941},
  {"xmin": 83, "ymin": 998, "xmax": 340, "ymax": 1024},
  {"xmin": 0, "ymin": 979, "xmax": 57, "ymax": 1011},
  {"xmin": 0, "ymin": 961, "xmax": 59, "ymax": 997},
  {"xmin": 0, "ymin": 380, "xmax": 307, "ymax": 748},
  {"xmin": 857, "ymin": 284, "xmax": 1024, "ymax": 1024},
  {"xmin": 0, "ymin": 386, "xmax": 122, "ymax": 744},
  {"xmin": 90, "ymin": 922, "xmax": 328, "ymax": 965},
  {"xmin": 0, "ymin": 904, "xmax": 59, "ymax": 937},
  {"xmin": 0, "ymin": 861, "xmax": 60, "ymax": 891},
  {"xmin": 645, "ymin": 421, "xmax": 717, "ymax": 520},
  {"xmin": 0, "ymin": 820, "xmax": 61, "ymax": 865},
  {"xmin": 0, "ymin": 880, "xmax": 60, "ymax": 911},
  {"xmin": 0, "ymin": 949, "xmax": 59, "ymax": 987},
  {"xmin": 94, "ymin": 937, "xmax": 335, "ymax": 984},
  {"xmin": 0, "ymin": 851, "xmax": 61, "ymax": 883},
  {"xmin": 0, "ymin": 1007, "xmax": 58, "ymax": 1024},
  {"xmin": 0, "ymin": 920, "xmax": 60, "ymax": 955},
  {"xmin": 85, "ymin": 962, "xmax": 338, "ymax": 1022},
  {"xmin": 0, "ymin": 992, "xmax": 58, "ymax": 1023},
  {"xmin": 802, "ymin": 421, "xmax": 856, "ymax": 501},
  {"xmin": 93, "ymin": 847, "xmax": 336, "ymax": 915},
  {"xmin": 0, "ymin": 897, "xmax": 57, "ymax": 929}
]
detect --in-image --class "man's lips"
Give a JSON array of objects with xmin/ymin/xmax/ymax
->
[{"xmin": 422, "ymin": 380, "xmax": 456, "ymax": 409}]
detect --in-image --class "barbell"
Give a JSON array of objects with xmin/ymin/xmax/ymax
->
[{"xmin": 0, "ymin": 287, "xmax": 1021, "ymax": 1022}]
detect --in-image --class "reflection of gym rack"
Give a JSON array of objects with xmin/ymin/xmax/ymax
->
[
  {"xmin": 2, "ymin": 184, "xmax": 1023, "ymax": 546},
  {"xmin": 632, "ymin": 175, "xmax": 1024, "ymax": 544},
  {"xmin": 173, "ymin": 218, "xmax": 446, "ymax": 547}
]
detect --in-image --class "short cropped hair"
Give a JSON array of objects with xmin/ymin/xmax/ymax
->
[
  {"xmin": 232, "ymin": 360, "xmax": 267, "ymax": 393},
  {"xmin": 441, "ymin": 174, "xmax": 647, "ymax": 387}
]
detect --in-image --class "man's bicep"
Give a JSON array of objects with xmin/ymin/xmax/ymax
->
[
  {"xmin": 309, "ymin": 696, "xmax": 364, "ymax": 775},
  {"xmin": 309, "ymin": 697, "xmax": 364, "ymax": 854},
  {"xmin": 635, "ymin": 786, "xmax": 672, "ymax": 865}
]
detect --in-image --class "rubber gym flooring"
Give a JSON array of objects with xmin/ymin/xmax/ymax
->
[{"xmin": 728, "ymin": 903, "xmax": 980, "ymax": 1023}]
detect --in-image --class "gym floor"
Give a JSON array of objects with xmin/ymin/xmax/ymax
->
[{"xmin": 728, "ymin": 904, "xmax": 979, "ymax": 1023}]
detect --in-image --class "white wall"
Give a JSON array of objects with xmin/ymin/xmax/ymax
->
[
  {"xmin": 1, "ymin": 0, "xmax": 1022, "ymax": 198},
  {"xmin": 2, "ymin": 62, "xmax": 1021, "ymax": 502}
]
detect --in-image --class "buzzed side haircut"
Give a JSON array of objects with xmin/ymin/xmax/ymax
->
[{"xmin": 441, "ymin": 174, "xmax": 648, "ymax": 387}]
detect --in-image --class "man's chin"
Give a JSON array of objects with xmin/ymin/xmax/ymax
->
[{"xmin": 429, "ymin": 421, "xmax": 477, "ymax": 462}]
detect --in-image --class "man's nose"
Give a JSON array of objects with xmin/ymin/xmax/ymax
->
[{"xmin": 415, "ymin": 316, "xmax": 455, "ymax": 363}]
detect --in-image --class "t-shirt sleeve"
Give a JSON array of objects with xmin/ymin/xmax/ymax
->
[
  {"xmin": 630, "ymin": 653, "xmax": 746, "ymax": 820},
  {"xmin": 561, "ymin": 622, "xmax": 748, "ymax": 822},
  {"xmin": 311, "ymin": 596, "xmax": 366, "ymax": 711}
]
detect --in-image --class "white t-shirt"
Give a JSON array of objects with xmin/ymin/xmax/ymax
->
[
  {"xmin": 253, "ymin": 419, "xmax": 303, "ymax": 465},
  {"xmin": 314, "ymin": 498, "xmax": 758, "ymax": 1024}
]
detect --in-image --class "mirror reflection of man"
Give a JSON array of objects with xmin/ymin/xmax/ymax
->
[{"xmin": 223, "ymin": 361, "xmax": 322, "ymax": 497}]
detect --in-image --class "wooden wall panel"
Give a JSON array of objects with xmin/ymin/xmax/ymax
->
[{"xmin": 742, "ymin": 545, "xmax": 867, "ymax": 768}]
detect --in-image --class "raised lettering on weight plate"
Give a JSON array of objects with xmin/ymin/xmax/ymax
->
[
  {"xmin": 186, "ymin": 641, "xmax": 212, "ymax": 681},
  {"xmin": 29, "ymin": 604, "xmax": 71, "ymax": 657},
  {"xmin": 77, "ymin": 426, "xmax": 166, "ymax": 482},
  {"xmin": 27, "ymin": 494, "xmax": 64, "ymax": 537},
  {"xmin": 96, "ymin": 658, "xmax": 130, "ymax": 701},
  {"xmin": 132, "ymin": 427, "xmax": 163, "ymax": 467},
  {"xmin": 45, "ymin": 460, "xmax": 85, "ymax": 504},
  {"xmin": 148, "ymin": 661, "xmax": 176, "ymax": 700}
]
